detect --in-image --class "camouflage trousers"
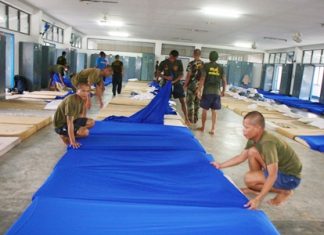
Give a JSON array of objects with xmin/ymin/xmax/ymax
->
[{"xmin": 186, "ymin": 86, "xmax": 200, "ymax": 123}]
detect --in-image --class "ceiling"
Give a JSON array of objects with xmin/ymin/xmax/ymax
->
[{"xmin": 22, "ymin": 0, "xmax": 324, "ymax": 50}]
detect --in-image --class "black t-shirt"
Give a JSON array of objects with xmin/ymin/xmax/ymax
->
[
  {"xmin": 112, "ymin": 60, "xmax": 123, "ymax": 75},
  {"xmin": 56, "ymin": 56, "xmax": 67, "ymax": 66},
  {"xmin": 158, "ymin": 59, "xmax": 183, "ymax": 83}
]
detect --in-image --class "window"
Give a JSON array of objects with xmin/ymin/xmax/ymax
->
[
  {"xmin": 311, "ymin": 66, "xmax": 324, "ymax": 101},
  {"xmin": 161, "ymin": 44, "xmax": 195, "ymax": 57},
  {"xmin": 280, "ymin": 53, "xmax": 287, "ymax": 64},
  {"xmin": 269, "ymin": 53, "xmax": 275, "ymax": 63},
  {"xmin": 87, "ymin": 38, "xmax": 155, "ymax": 53},
  {"xmin": 19, "ymin": 11, "xmax": 29, "ymax": 34},
  {"xmin": 53, "ymin": 26, "xmax": 58, "ymax": 42},
  {"xmin": 0, "ymin": 1, "xmax": 30, "ymax": 34},
  {"xmin": 287, "ymin": 52, "xmax": 295, "ymax": 64},
  {"xmin": 312, "ymin": 50, "xmax": 322, "ymax": 64},
  {"xmin": 303, "ymin": 50, "xmax": 312, "ymax": 64},
  {"xmin": 41, "ymin": 20, "xmax": 64, "ymax": 44},
  {"xmin": 0, "ymin": 2, "xmax": 6, "ymax": 28},
  {"xmin": 8, "ymin": 6, "xmax": 18, "ymax": 31},
  {"xmin": 71, "ymin": 33, "xmax": 82, "ymax": 48},
  {"xmin": 58, "ymin": 28, "xmax": 64, "ymax": 43},
  {"xmin": 274, "ymin": 53, "xmax": 281, "ymax": 63}
]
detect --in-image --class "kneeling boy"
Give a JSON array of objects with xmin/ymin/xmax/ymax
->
[{"xmin": 54, "ymin": 83, "xmax": 95, "ymax": 149}]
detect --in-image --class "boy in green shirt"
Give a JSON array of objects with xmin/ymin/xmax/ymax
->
[
  {"xmin": 54, "ymin": 83, "xmax": 95, "ymax": 149},
  {"xmin": 184, "ymin": 49, "xmax": 204, "ymax": 124},
  {"xmin": 212, "ymin": 111, "xmax": 302, "ymax": 209},
  {"xmin": 156, "ymin": 50, "xmax": 191, "ymax": 125},
  {"xmin": 72, "ymin": 66, "xmax": 112, "ymax": 108},
  {"xmin": 196, "ymin": 51, "xmax": 226, "ymax": 134}
]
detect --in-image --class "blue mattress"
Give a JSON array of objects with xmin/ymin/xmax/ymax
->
[
  {"xmin": 297, "ymin": 135, "xmax": 324, "ymax": 152},
  {"xmin": 258, "ymin": 90, "xmax": 324, "ymax": 115},
  {"xmin": 6, "ymin": 197, "xmax": 278, "ymax": 235}
]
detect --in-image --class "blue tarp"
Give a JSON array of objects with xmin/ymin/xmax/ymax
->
[
  {"xmin": 258, "ymin": 90, "xmax": 324, "ymax": 115},
  {"xmin": 34, "ymin": 150, "xmax": 246, "ymax": 208},
  {"xmin": 105, "ymin": 81, "xmax": 172, "ymax": 124},
  {"xmin": 298, "ymin": 135, "xmax": 324, "ymax": 152},
  {"xmin": 6, "ymin": 86, "xmax": 279, "ymax": 234},
  {"xmin": 90, "ymin": 121, "xmax": 193, "ymax": 137},
  {"xmin": 104, "ymin": 77, "xmax": 112, "ymax": 86},
  {"xmin": 6, "ymin": 197, "xmax": 278, "ymax": 235},
  {"xmin": 73, "ymin": 135, "xmax": 205, "ymax": 152}
]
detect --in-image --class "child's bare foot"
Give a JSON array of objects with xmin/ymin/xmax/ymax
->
[
  {"xmin": 196, "ymin": 127, "xmax": 204, "ymax": 132},
  {"xmin": 267, "ymin": 190, "xmax": 293, "ymax": 206},
  {"xmin": 185, "ymin": 120, "xmax": 192, "ymax": 126},
  {"xmin": 240, "ymin": 187, "xmax": 260, "ymax": 196},
  {"xmin": 209, "ymin": 129, "xmax": 215, "ymax": 135}
]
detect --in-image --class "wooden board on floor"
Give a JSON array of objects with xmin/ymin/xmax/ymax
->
[
  {"xmin": 276, "ymin": 127, "xmax": 324, "ymax": 139},
  {"xmin": 0, "ymin": 116, "xmax": 52, "ymax": 130},
  {"xmin": 0, "ymin": 137, "xmax": 21, "ymax": 157},
  {"xmin": 267, "ymin": 119, "xmax": 318, "ymax": 130},
  {"xmin": 30, "ymin": 91, "xmax": 68, "ymax": 96},
  {"xmin": 13, "ymin": 94, "xmax": 58, "ymax": 99},
  {"xmin": 164, "ymin": 119, "xmax": 185, "ymax": 127},
  {"xmin": 0, "ymin": 100, "xmax": 46, "ymax": 110},
  {"xmin": 109, "ymin": 97, "xmax": 150, "ymax": 106},
  {"xmin": 0, "ymin": 124, "xmax": 37, "ymax": 140}
]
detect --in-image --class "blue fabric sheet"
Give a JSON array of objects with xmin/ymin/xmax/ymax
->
[
  {"xmin": 258, "ymin": 89, "xmax": 324, "ymax": 115},
  {"xmin": 298, "ymin": 135, "xmax": 324, "ymax": 152},
  {"xmin": 105, "ymin": 81, "xmax": 172, "ymax": 124},
  {"xmin": 73, "ymin": 135, "xmax": 205, "ymax": 152},
  {"xmin": 34, "ymin": 150, "xmax": 247, "ymax": 208},
  {"xmin": 6, "ymin": 197, "xmax": 279, "ymax": 235},
  {"xmin": 104, "ymin": 77, "xmax": 112, "ymax": 86},
  {"xmin": 6, "ymin": 95, "xmax": 279, "ymax": 234},
  {"xmin": 90, "ymin": 121, "xmax": 193, "ymax": 137}
]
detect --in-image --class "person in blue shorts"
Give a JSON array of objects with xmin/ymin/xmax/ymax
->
[
  {"xmin": 212, "ymin": 111, "xmax": 302, "ymax": 209},
  {"xmin": 196, "ymin": 51, "xmax": 226, "ymax": 134}
]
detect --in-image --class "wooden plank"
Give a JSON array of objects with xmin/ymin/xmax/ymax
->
[
  {"xmin": 0, "ymin": 100, "xmax": 46, "ymax": 110},
  {"xmin": 164, "ymin": 119, "xmax": 185, "ymax": 127},
  {"xmin": 109, "ymin": 97, "xmax": 150, "ymax": 106},
  {"xmin": 0, "ymin": 137, "xmax": 21, "ymax": 157},
  {"xmin": 29, "ymin": 91, "xmax": 68, "ymax": 96},
  {"xmin": 13, "ymin": 94, "xmax": 58, "ymax": 99},
  {"xmin": 0, "ymin": 124, "xmax": 37, "ymax": 140},
  {"xmin": 0, "ymin": 116, "xmax": 52, "ymax": 130}
]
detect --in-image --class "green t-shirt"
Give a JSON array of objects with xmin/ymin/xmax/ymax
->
[
  {"xmin": 72, "ymin": 68, "xmax": 102, "ymax": 87},
  {"xmin": 202, "ymin": 62, "xmax": 224, "ymax": 95},
  {"xmin": 56, "ymin": 56, "xmax": 67, "ymax": 66},
  {"xmin": 54, "ymin": 94, "xmax": 84, "ymax": 128},
  {"xmin": 49, "ymin": 64, "xmax": 65, "ymax": 76},
  {"xmin": 112, "ymin": 60, "xmax": 123, "ymax": 75},
  {"xmin": 186, "ymin": 59, "xmax": 204, "ymax": 90},
  {"xmin": 245, "ymin": 131, "xmax": 302, "ymax": 178},
  {"xmin": 158, "ymin": 59, "xmax": 183, "ymax": 84}
]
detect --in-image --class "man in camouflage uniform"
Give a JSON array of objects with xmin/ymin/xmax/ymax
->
[{"xmin": 184, "ymin": 49, "xmax": 204, "ymax": 124}]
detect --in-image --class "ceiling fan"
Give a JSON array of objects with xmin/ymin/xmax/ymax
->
[{"xmin": 292, "ymin": 32, "xmax": 302, "ymax": 43}]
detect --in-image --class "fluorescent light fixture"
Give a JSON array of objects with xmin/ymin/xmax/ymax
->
[
  {"xmin": 234, "ymin": 42, "xmax": 251, "ymax": 48},
  {"xmin": 108, "ymin": 31, "xmax": 129, "ymax": 37},
  {"xmin": 98, "ymin": 20, "xmax": 124, "ymax": 27},
  {"xmin": 202, "ymin": 7, "xmax": 241, "ymax": 18}
]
